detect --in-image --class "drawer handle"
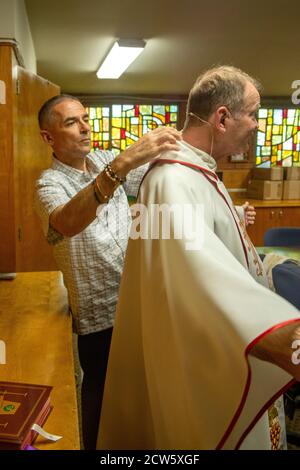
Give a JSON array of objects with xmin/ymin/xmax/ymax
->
[
  {"xmin": 279, "ymin": 210, "xmax": 283, "ymax": 217},
  {"xmin": 270, "ymin": 210, "xmax": 275, "ymax": 218}
]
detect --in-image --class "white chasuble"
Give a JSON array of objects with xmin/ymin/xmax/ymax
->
[{"xmin": 97, "ymin": 141, "xmax": 300, "ymax": 450}]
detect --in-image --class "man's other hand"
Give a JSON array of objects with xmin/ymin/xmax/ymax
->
[{"xmin": 243, "ymin": 201, "xmax": 256, "ymax": 226}]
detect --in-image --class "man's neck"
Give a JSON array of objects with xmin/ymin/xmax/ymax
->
[
  {"xmin": 182, "ymin": 128, "xmax": 214, "ymax": 157},
  {"xmin": 53, "ymin": 152, "xmax": 87, "ymax": 172},
  {"xmin": 182, "ymin": 127, "xmax": 224, "ymax": 161}
]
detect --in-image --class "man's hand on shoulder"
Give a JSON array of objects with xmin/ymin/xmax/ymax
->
[{"xmin": 111, "ymin": 127, "xmax": 182, "ymax": 178}]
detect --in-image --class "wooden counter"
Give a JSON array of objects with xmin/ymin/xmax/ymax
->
[
  {"xmin": 0, "ymin": 271, "xmax": 80, "ymax": 450},
  {"xmin": 232, "ymin": 198, "xmax": 300, "ymax": 208}
]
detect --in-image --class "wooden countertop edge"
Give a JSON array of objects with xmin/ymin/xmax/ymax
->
[{"xmin": 231, "ymin": 199, "xmax": 300, "ymax": 207}]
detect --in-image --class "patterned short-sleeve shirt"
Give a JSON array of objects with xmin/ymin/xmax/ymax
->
[{"xmin": 35, "ymin": 151, "xmax": 146, "ymax": 335}]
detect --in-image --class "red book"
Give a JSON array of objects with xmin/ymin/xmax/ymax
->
[{"xmin": 0, "ymin": 381, "xmax": 52, "ymax": 450}]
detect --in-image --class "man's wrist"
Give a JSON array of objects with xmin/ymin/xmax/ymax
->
[
  {"xmin": 111, "ymin": 152, "xmax": 133, "ymax": 179},
  {"xmin": 92, "ymin": 166, "xmax": 122, "ymax": 205},
  {"xmin": 93, "ymin": 176, "xmax": 113, "ymax": 204},
  {"xmin": 104, "ymin": 163, "xmax": 126, "ymax": 184}
]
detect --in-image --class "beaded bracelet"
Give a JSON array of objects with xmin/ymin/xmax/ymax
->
[{"xmin": 104, "ymin": 163, "xmax": 126, "ymax": 184}]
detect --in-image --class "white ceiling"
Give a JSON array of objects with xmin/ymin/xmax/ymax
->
[{"xmin": 25, "ymin": 0, "xmax": 300, "ymax": 97}]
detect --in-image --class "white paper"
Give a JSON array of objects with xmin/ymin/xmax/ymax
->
[{"xmin": 31, "ymin": 423, "xmax": 62, "ymax": 442}]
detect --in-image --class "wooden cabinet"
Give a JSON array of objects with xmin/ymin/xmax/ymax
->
[
  {"xmin": 14, "ymin": 67, "xmax": 60, "ymax": 272},
  {"xmin": 0, "ymin": 43, "xmax": 60, "ymax": 273},
  {"xmin": 242, "ymin": 202, "xmax": 300, "ymax": 246},
  {"xmin": 0, "ymin": 45, "xmax": 16, "ymax": 272}
]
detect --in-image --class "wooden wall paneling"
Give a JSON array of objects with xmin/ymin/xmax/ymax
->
[
  {"xmin": 222, "ymin": 169, "xmax": 252, "ymax": 189},
  {"xmin": 14, "ymin": 67, "xmax": 60, "ymax": 272},
  {"xmin": 0, "ymin": 46, "xmax": 16, "ymax": 273},
  {"xmin": 218, "ymin": 135, "xmax": 256, "ymax": 170}
]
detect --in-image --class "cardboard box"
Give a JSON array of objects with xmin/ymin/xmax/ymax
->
[
  {"xmin": 252, "ymin": 167, "xmax": 283, "ymax": 181},
  {"xmin": 247, "ymin": 180, "xmax": 283, "ymax": 200},
  {"xmin": 285, "ymin": 167, "xmax": 300, "ymax": 181},
  {"xmin": 283, "ymin": 180, "xmax": 300, "ymax": 200}
]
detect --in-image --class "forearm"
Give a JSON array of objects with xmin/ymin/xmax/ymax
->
[
  {"xmin": 50, "ymin": 182, "xmax": 100, "ymax": 237},
  {"xmin": 49, "ymin": 156, "xmax": 134, "ymax": 237},
  {"xmin": 250, "ymin": 321, "xmax": 300, "ymax": 380},
  {"xmin": 110, "ymin": 152, "xmax": 134, "ymax": 179}
]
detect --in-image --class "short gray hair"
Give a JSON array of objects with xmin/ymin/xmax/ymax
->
[
  {"xmin": 185, "ymin": 65, "xmax": 262, "ymax": 127},
  {"xmin": 38, "ymin": 94, "xmax": 82, "ymax": 129}
]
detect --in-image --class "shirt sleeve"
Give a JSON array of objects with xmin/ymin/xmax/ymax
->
[
  {"xmin": 35, "ymin": 175, "xmax": 70, "ymax": 245},
  {"xmin": 123, "ymin": 163, "xmax": 149, "ymax": 198}
]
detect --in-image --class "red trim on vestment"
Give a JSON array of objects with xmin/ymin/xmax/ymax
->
[
  {"xmin": 234, "ymin": 378, "xmax": 295, "ymax": 449},
  {"xmin": 216, "ymin": 317, "xmax": 300, "ymax": 449},
  {"xmin": 246, "ymin": 318, "xmax": 300, "ymax": 354},
  {"xmin": 197, "ymin": 170, "xmax": 250, "ymax": 268},
  {"xmin": 155, "ymin": 158, "xmax": 218, "ymax": 181},
  {"xmin": 148, "ymin": 159, "xmax": 250, "ymax": 268},
  {"xmin": 138, "ymin": 159, "xmax": 216, "ymax": 194}
]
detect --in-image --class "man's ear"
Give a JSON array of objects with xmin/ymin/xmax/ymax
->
[
  {"xmin": 215, "ymin": 106, "xmax": 228, "ymax": 133},
  {"xmin": 40, "ymin": 130, "xmax": 54, "ymax": 146}
]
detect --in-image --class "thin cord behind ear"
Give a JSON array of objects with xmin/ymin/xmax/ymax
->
[{"xmin": 188, "ymin": 112, "xmax": 214, "ymax": 157}]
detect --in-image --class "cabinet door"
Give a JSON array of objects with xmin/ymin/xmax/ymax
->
[
  {"xmin": 278, "ymin": 207, "xmax": 300, "ymax": 227},
  {"xmin": 247, "ymin": 207, "xmax": 300, "ymax": 246},
  {"xmin": 247, "ymin": 208, "xmax": 279, "ymax": 246},
  {"xmin": 14, "ymin": 67, "xmax": 60, "ymax": 272},
  {"xmin": 0, "ymin": 46, "xmax": 15, "ymax": 272}
]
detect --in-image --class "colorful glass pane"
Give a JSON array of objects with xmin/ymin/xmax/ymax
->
[
  {"xmin": 87, "ymin": 106, "xmax": 110, "ymax": 151},
  {"xmin": 256, "ymin": 108, "xmax": 300, "ymax": 167},
  {"xmin": 153, "ymin": 105, "xmax": 165, "ymax": 115},
  {"xmin": 87, "ymin": 104, "xmax": 178, "ymax": 155},
  {"xmin": 111, "ymin": 103, "xmax": 178, "ymax": 155}
]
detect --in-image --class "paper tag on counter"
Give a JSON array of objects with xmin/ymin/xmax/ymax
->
[{"xmin": 31, "ymin": 423, "xmax": 62, "ymax": 442}]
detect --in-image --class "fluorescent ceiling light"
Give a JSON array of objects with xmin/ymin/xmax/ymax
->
[{"xmin": 97, "ymin": 39, "xmax": 145, "ymax": 79}]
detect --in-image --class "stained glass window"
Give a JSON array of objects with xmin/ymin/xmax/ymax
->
[
  {"xmin": 256, "ymin": 108, "xmax": 300, "ymax": 167},
  {"xmin": 87, "ymin": 106, "xmax": 110, "ymax": 151},
  {"xmin": 86, "ymin": 104, "xmax": 178, "ymax": 155}
]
